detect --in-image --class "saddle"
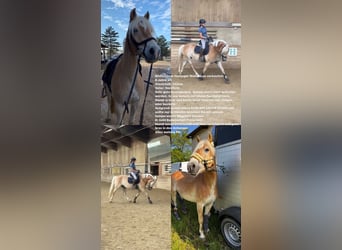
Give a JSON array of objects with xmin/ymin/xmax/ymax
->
[
  {"xmin": 194, "ymin": 41, "xmax": 210, "ymax": 56},
  {"xmin": 194, "ymin": 37, "xmax": 213, "ymax": 56},
  {"xmin": 128, "ymin": 170, "xmax": 140, "ymax": 185},
  {"xmin": 102, "ymin": 54, "xmax": 123, "ymax": 94},
  {"xmin": 101, "ymin": 54, "xmax": 142, "ymax": 96}
]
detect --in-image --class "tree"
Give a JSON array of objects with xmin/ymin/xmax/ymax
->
[
  {"xmin": 101, "ymin": 26, "xmax": 121, "ymax": 59},
  {"xmin": 156, "ymin": 35, "xmax": 170, "ymax": 60},
  {"xmin": 171, "ymin": 130, "xmax": 192, "ymax": 162}
]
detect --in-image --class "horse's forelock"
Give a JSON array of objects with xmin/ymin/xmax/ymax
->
[{"xmin": 130, "ymin": 16, "xmax": 154, "ymax": 37}]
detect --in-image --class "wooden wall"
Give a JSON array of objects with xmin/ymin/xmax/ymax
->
[{"xmin": 172, "ymin": 0, "xmax": 240, "ymax": 23}]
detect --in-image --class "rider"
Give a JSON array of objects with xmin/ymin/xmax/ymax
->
[
  {"xmin": 129, "ymin": 157, "xmax": 138, "ymax": 184},
  {"xmin": 198, "ymin": 18, "xmax": 208, "ymax": 62}
]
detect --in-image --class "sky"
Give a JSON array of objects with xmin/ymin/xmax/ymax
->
[
  {"xmin": 101, "ymin": 0, "xmax": 171, "ymax": 48},
  {"xmin": 171, "ymin": 125, "xmax": 198, "ymax": 135}
]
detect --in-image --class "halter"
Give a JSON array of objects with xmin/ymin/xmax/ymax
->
[
  {"xmin": 191, "ymin": 152, "xmax": 216, "ymax": 171},
  {"xmin": 119, "ymin": 33, "xmax": 156, "ymax": 125}
]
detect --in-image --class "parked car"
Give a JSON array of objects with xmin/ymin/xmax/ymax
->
[{"xmin": 214, "ymin": 139, "xmax": 241, "ymax": 249}]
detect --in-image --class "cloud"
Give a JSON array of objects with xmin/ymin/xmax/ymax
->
[
  {"xmin": 103, "ymin": 15, "xmax": 113, "ymax": 21},
  {"xmin": 111, "ymin": 0, "xmax": 135, "ymax": 9},
  {"xmin": 150, "ymin": 7, "xmax": 170, "ymax": 21},
  {"xmin": 115, "ymin": 20, "xmax": 128, "ymax": 31}
]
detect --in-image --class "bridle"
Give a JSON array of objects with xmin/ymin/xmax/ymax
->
[{"xmin": 129, "ymin": 33, "xmax": 157, "ymax": 58}]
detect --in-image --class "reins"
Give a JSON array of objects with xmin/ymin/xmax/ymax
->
[{"xmin": 119, "ymin": 35, "xmax": 156, "ymax": 125}]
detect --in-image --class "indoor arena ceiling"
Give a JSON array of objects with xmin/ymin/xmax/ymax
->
[{"xmin": 100, "ymin": 125, "xmax": 164, "ymax": 152}]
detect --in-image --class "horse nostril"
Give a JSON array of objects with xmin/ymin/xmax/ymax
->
[{"xmin": 149, "ymin": 47, "xmax": 155, "ymax": 55}]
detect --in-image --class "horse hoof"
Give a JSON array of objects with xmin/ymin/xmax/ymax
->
[
  {"xmin": 223, "ymin": 75, "xmax": 230, "ymax": 83},
  {"xmin": 173, "ymin": 212, "xmax": 181, "ymax": 220},
  {"xmin": 198, "ymin": 76, "xmax": 204, "ymax": 81}
]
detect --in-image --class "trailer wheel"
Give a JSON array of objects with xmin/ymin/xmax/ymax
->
[{"xmin": 220, "ymin": 217, "xmax": 241, "ymax": 249}]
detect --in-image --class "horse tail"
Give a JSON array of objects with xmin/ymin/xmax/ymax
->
[
  {"xmin": 108, "ymin": 176, "xmax": 116, "ymax": 199},
  {"xmin": 178, "ymin": 45, "xmax": 185, "ymax": 73}
]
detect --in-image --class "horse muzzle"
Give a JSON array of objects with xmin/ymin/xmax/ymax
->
[{"xmin": 143, "ymin": 41, "xmax": 160, "ymax": 63}]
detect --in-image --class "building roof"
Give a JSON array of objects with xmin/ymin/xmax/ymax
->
[{"xmin": 101, "ymin": 125, "xmax": 167, "ymax": 152}]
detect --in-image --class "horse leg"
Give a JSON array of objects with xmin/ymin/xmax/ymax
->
[
  {"xmin": 128, "ymin": 101, "xmax": 138, "ymax": 124},
  {"xmin": 171, "ymin": 189, "xmax": 181, "ymax": 220},
  {"xmin": 199, "ymin": 62, "xmax": 211, "ymax": 80},
  {"xmin": 188, "ymin": 60, "xmax": 200, "ymax": 77},
  {"xmin": 122, "ymin": 187, "xmax": 132, "ymax": 202},
  {"xmin": 113, "ymin": 101, "xmax": 123, "ymax": 126},
  {"xmin": 177, "ymin": 192, "xmax": 187, "ymax": 214},
  {"xmin": 196, "ymin": 202, "xmax": 205, "ymax": 239},
  {"xmin": 203, "ymin": 202, "xmax": 214, "ymax": 234},
  {"xmin": 140, "ymin": 188, "xmax": 152, "ymax": 204},
  {"xmin": 179, "ymin": 60, "xmax": 187, "ymax": 74},
  {"xmin": 217, "ymin": 61, "xmax": 229, "ymax": 83},
  {"xmin": 132, "ymin": 189, "xmax": 141, "ymax": 203}
]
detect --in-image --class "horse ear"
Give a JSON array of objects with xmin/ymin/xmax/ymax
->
[
  {"xmin": 208, "ymin": 133, "xmax": 213, "ymax": 143},
  {"xmin": 144, "ymin": 11, "xmax": 150, "ymax": 20},
  {"xmin": 196, "ymin": 135, "xmax": 201, "ymax": 142},
  {"xmin": 130, "ymin": 8, "xmax": 137, "ymax": 22}
]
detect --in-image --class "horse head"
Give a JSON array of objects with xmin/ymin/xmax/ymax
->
[
  {"xmin": 127, "ymin": 8, "xmax": 161, "ymax": 63},
  {"xmin": 213, "ymin": 39, "xmax": 230, "ymax": 61},
  {"xmin": 187, "ymin": 133, "xmax": 216, "ymax": 175},
  {"xmin": 143, "ymin": 174, "xmax": 158, "ymax": 190}
]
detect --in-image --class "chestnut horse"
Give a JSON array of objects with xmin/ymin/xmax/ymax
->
[
  {"xmin": 108, "ymin": 173, "xmax": 157, "ymax": 204},
  {"xmin": 104, "ymin": 8, "xmax": 160, "ymax": 125},
  {"xmin": 178, "ymin": 39, "xmax": 230, "ymax": 82},
  {"xmin": 171, "ymin": 133, "xmax": 217, "ymax": 239}
]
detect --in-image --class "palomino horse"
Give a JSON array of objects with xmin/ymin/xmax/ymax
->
[
  {"xmin": 171, "ymin": 133, "xmax": 217, "ymax": 239},
  {"xmin": 104, "ymin": 8, "xmax": 160, "ymax": 125},
  {"xmin": 108, "ymin": 173, "xmax": 157, "ymax": 204},
  {"xmin": 178, "ymin": 39, "xmax": 230, "ymax": 82}
]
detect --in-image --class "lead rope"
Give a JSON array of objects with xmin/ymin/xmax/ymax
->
[{"xmin": 139, "ymin": 62, "xmax": 154, "ymax": 125}]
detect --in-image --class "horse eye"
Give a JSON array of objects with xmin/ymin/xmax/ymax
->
[
  {"xmin": 133, "ymin": 28, "xmax": 138, "ymax": 33},
  {"xmin": 204, "ymin": 148, "xmax": 210, "ymax": 152}
]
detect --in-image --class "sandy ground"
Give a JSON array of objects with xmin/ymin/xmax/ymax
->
[
  {"xmin": 101, "ymin": 182, "xmax": 171, "ymax": 250},
  {"xmin": 101, "ymin": 60, "xmax": 170, "ymax": 126}
]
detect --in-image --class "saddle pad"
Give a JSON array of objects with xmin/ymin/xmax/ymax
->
[
  {"xmin": 194, "ymin": 41, "xmax": 210, "ymax": 55},
  {"xmin": 128, "ymin": 176, "xmax": 134, "ymax": 184},
  {"xmin": 101, "ymin": 54, "xmax": 123, "ymax": 93}
]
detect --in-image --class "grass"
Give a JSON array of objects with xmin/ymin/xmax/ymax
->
[{"xmin": 171, "ymin": 200, "xmax": 231, "ymax": 250}]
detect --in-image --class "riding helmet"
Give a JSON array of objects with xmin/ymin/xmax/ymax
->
[
  {"xmin": 131, "ymin": 157, "xmax": 136, "ymax": 161},
  {"xmin": 199, "ymin": 19, "xmax": 206, "ymax": 24}
]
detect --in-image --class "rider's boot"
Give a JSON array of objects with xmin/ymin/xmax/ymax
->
[{"xmin": 199, "ymin": 48, "xmax": 205, "ymax": 62}]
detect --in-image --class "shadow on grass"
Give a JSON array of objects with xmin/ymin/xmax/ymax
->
[{"xmin": 171, "ymin": 200, "xmax": 231, "ymax": 250}]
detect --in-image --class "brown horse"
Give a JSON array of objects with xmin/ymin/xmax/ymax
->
[
  {"xmin": 171, "ymin": 133, "xmax": 217, "ymax": 239},
  {"xmin": 108, "ymin": 173, "xmax": 157, "ymax": 204},
  {"xmin": 178, "ymin": 39, "xmax": 230, "ymax": 82},
  {"xmin": 104, "ymin": 8, "xmax": 160, "ymax": 125}
]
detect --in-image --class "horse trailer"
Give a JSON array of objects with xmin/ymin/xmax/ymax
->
[{"xmin": 214, "ymin": 139, "xmax": 241, "ymax": 249}]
